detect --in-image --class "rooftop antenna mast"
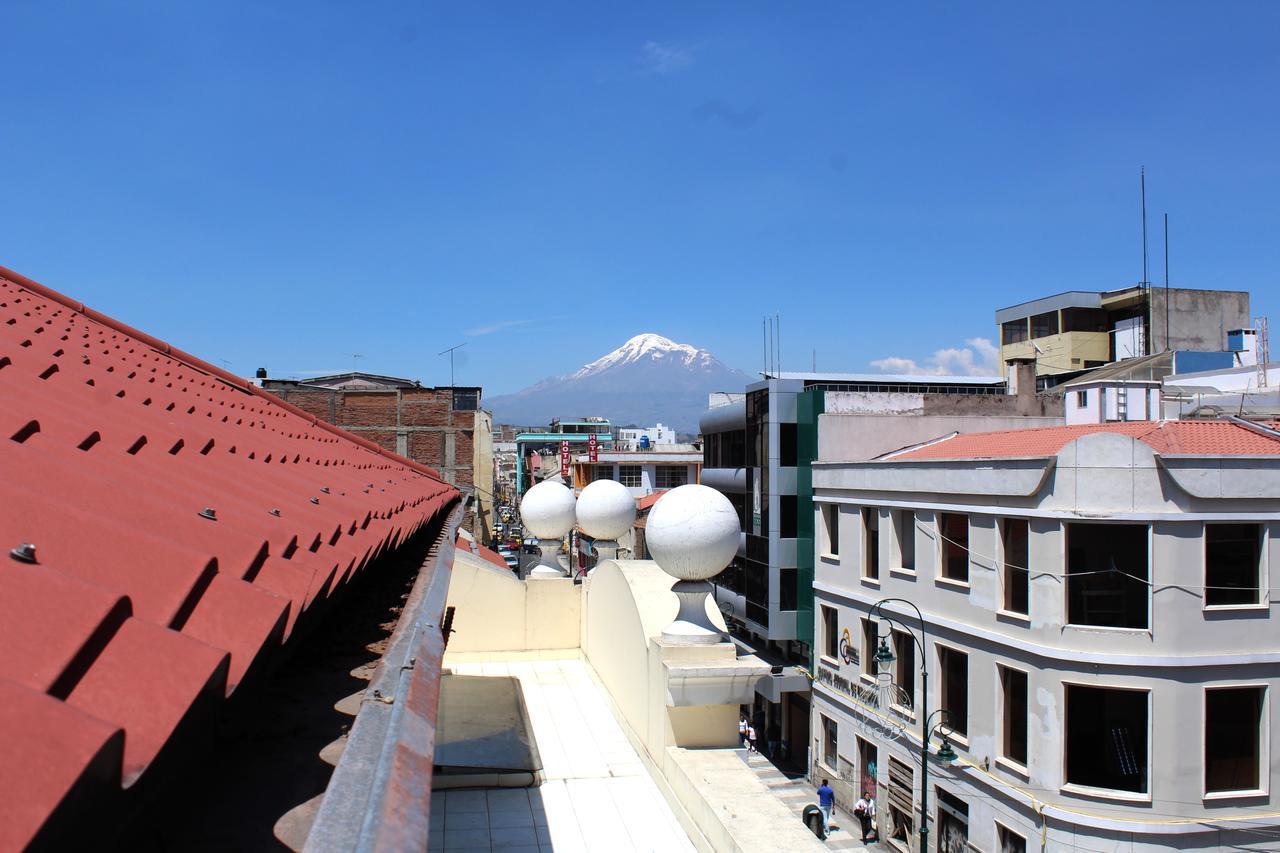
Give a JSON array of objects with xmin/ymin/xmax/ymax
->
[
  {"xmin": 438, "ymin": 343, "xmax": 466, "ymax": 387},
  {"xmin": 1140, "ymin": 167, "xmax": 1151, "ymax": 354},
  {"xmin": 349, "ymin": 353, "xmax": 363, "ymax": 374},
  {"xmin": 1164, "ymin": 213, "xmax": 1170, "ymax": 350}
]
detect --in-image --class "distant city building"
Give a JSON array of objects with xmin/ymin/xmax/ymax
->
[
  {"xmin": 811, "ymin": 420, "xmax": 1280, "ymax": 851},
  {"xmin": 261, "ymin": 373, "xmax": 493, "ymax": 541},
  {"xmin": 614, "ymin": 423, "xmax": 678, "ymax": 450},
  {"xmin": 511, "ymin": 418, "xmax": 614, "ymax": 494},
  {"xmin": 996, "ymin": 286, "xmax": 1250, "ymax": 379}
]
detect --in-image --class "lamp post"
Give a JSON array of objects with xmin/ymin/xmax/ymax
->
[{"xmin": 870, "ymin": 598, "xmax": 957, "ymax": 852}]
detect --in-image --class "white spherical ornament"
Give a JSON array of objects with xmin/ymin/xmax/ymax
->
[
  {"xmin": 646, "ymin": 484, "xmax": 740, "ymax": 581},
  {"xmin": 576, "ymin": 479, "xmax": 637, "ymax": 540},
  {"xmin": 520, "ymin": 481, "xmax": 576, "ymax": 539}
]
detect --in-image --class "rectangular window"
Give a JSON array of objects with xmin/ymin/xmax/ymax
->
[
  {"xmin": 1066, "ymin": 523, "xmax": 1148, "ymax": 629},
  {"xmin": 863, "ymin": 507, "xmax": 880, "ymax": 579},
  {"xmin": 1205, "ymin": 686, "xmax": 1265, "ymax": 793},
  {"xmin": 1002, "ymin": 319, "xmax": 1029, "ymax": 345},
  {"xmin": 1030, "ymin": 310, "xmax": 1060, "ymax": 338},
  {"xmin": 1065, "ymin": 684, "xmax": 1148, "ymax": 793},
  {"xmin": 997, "ymin": 824, "xmax": 1028, "ymax": 853},
  {"xmin": 936, "ymin": 788, "xmax": 969, "ymax": 849},
  {"xmin": 822, "ymin": 606, "xmax": 839, "ymax": 660},
  {"xmin": 823, "ymin": 505, "xmax": 840, "ymax": 556},
  {"xmin": 822, "ymin": 715, "xmax": 838, "ymax": 769},
  {"xmin": 780, "ymin": 494, "xmax": 798, "ymax": 539},
  {"xmin": 1000, "ymin": 666, "xmax": 1029, "ymax": 766},
  {"xmin": 451, "ymin": 389, "xmax": 479, "ymax": 411},
  {"xmin": 780, "ymin": 422, "xmax": 798, "ymax": 467},
  {"xmin": 617, "ymin": 465, "xmax": 642, "ymax": 487},
  {"xmin": 780, "ymin": 568, "xmax": 798, "ymax": 610},
  {"xmin": 1002, "ymin": 518, "xmax": 1029, "ymax": 615},
  {"xmin": 1075, "ymin": 389, "xmax": 1088, "ymax": 407},
  {"xmin": 1205, "ymin": 523, "xmax": 1263, "ymax": 606},
  {"xmin": 940, "ymin": 513, "xmax": 969, "ymax": 583},
  {"xmin": 896, "ymin": 509, "xmax": 915, "ymax": 571},
  {"xmin": 861, "ymin": 618, "xmax": 876, "ymax": 677},
  {"xmin": 887, "ymin": 757, "xmax": 914, "ymax": 846},
  {"xmin": 939, "ymin": 646, "xmax": 968, "ymax": 737},
  {"xmin": 655, "ymin": 465, "xmax": 688, "ymax": 489},
  {"xmin": 1062, "ymin": 306, "xmax": 1108, "ymax": 333},
  {"xmin": 594, "ymin": 464, "xmax": 614, "ymax": 481},
  {"xmin": 893, "ymin": 629, "xmax": 915, "ymax": 711}
]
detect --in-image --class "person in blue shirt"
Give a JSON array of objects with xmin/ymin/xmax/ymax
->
[{"xmin": 816, "ymin": 779, "xmax": 835, "ymax": 839}]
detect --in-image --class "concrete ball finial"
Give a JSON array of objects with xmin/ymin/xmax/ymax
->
[
  {"xmin": 576, "ymin": 479, "xmax": 637, "ymax": 540},
  {"xmin": 645, "ymin": 484, "xmax": 739, "ymax": 582},
  {"xmin": 519, "ymin": 481, "xmax": 577, "ymax": 539}
]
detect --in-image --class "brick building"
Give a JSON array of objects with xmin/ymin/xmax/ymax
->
[{"xmin": 261, "ymin": 372, "xmax": 493, "ymax": 541}]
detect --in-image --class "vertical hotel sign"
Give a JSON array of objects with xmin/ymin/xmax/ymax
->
[
  {"xmin": 560, "ymin": 439, "xmax": 571, "ymax": 479},
  {"xmin": 588, "ymin": 432, "xmax": 598, "ymax": 462}
]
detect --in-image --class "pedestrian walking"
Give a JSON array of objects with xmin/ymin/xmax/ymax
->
[
  {"xmin": 853, "ymin": 790, "xmax": 877, "ymax": 843},
  {"xmin": 746, "ymin": 723, "xmax": 758, "ymax": 753},
  {"xmin": 766, "ymin": 721, "xmax": 781, "ymax": 759},
  {"xmin": 816, "ymin": 779, "xmax": 834, "ymax": 839},
  {"xmin": 738, "ymin": 715, "xmax": 749, "ymax": 749}
]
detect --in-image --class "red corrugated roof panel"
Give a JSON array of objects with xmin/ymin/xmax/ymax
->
[
  {"xmin": 891, "ymin": 420, "xmax": 1280, "ymax": 461},
  {"xmin": 0, "ymin": 264, "xmax": 460, "ymax": 843}
]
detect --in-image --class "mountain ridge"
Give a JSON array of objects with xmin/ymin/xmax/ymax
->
[{"xmin": 486, "ymin": 334, "xmax": 750, "ymax": 432}]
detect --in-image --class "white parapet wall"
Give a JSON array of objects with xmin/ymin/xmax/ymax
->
[{"xmin": 444, "ymin": 551, "xmax": 825, "ymax": 852}]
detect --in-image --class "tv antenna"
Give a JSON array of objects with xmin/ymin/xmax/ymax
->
[
  {"xmin": 348, "ymin": 353, "xmax": 363, "ymax": 374},
  {"xmin": 439, "ymin": 343, "xmax": 467, "ymax": 387}
]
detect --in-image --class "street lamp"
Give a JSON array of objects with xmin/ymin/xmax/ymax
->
[{"xmin": 869, "ymin": 598, "xmax": 957, "ymax": 852}]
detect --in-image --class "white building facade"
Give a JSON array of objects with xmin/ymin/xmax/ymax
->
[{"xmin": 810, "ymin": 421, "xmax": 1280, "ymax": 852}]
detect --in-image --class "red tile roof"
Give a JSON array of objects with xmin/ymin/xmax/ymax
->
[
  {"xmin": 636, "ymin": 490, "xmax": 668, "ymax": 512},
  {"xmin": 0, "ymin": 264, "xmax": 459, "ymax": 849},
  {"xmin": 455, "ymin": 532, "xmax": 510, "ymax": 570},
  {"xmin": 891, "ymin": 421, "xmax": 1280, "ymax": 461}
]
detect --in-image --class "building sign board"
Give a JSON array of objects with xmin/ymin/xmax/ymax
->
[
  {"xmin": 588, "ymin": 432, "xmax": 598, "ymax": 462},
  {"xmin": 560, "ymin": 439, "xmax": 570, "ymax": 478}
]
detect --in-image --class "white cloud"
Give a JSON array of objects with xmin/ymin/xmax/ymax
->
[
  {"xmin": 465, "ymin": 318, "xmax": 533, "ymax": 337},
  {"xmin": 870, "ymin": 337, "xmax": 1000, "ymax": 377},
  {"xmin": 641, "ymin": 40, "xmax": 694, "ymax": 74}
]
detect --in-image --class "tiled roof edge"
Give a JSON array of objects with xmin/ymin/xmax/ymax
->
[{"xmin": 0, "ymin": 264, "xmax": 445, "ymax": 482}]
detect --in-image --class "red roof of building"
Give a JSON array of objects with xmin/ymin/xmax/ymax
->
[
  {"xmin": 891, "ymin": 420, "xmax": 1280, "ymax": 461},
  {"xmin": 0, "ymin": 265, "xmax": 459, "ymax": 849},
  {"xmin": 636, "ymin": 490, "xmax": 668, "ymax": 512},
  {"xmin": 455, "ymin": 532, "xmax": 510, "ymax": 570}
]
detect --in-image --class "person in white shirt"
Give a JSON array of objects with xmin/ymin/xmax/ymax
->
[
  {"xmin": 738, "ymin": 715, "xmax": 749, "ymax": 748},
  {"xmin": 853, "ymin": 791, "xmax": 877, "ymax": 843}
]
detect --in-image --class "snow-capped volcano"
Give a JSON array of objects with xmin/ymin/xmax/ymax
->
[
  {"xmin": 485, "ymin": 333, "xmax": 750, "ymax": 432},
  {"xmin": 570, "ymin": 333, "xmax": 720, "ymax": 380}
]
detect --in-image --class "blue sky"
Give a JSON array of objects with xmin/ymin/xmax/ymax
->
[{"xmin": 2, "ymin": 2, "xmax": 1277, "ymax": 394}]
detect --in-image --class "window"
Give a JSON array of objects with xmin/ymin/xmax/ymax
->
[
  {"xmin": 861, "ymin": 618, "xmax": 876, "ymax": 677},
  {"xmin": 617, "ymin": 465, "xmax": 642, "ymax": 487},
  {"xmin": 863, "ymin": 507, "xmax": 880, "ymax": 579},
  {"xmin": 1065, "ymin": 684, "xmax": 1148, "ymax": 793},
  {"xmin": 887, "ymin": 757, "xmax": 914, "ymax": 848},
  {"xmin": 451, "ymin": 389, "xmax": 479, "ymax": 411},
  {"xmin": 1030, "ymin": 310, "xmax": 1059, "ymax": 338},
  {"xmin": 780, "ymin": 494, "xmax": 798, "ymax": 539},
  {"xmin": 936, "ymin": 788, "xmax": 969, "ymax": 850},
  {"xmin": 940, "ymin": 513, "xmax": 969, "ymax": 583},
  {"xmin": 1062, "ymin": 306, "xmax": 1108, "ymax": 333},
  {"xmin": 822, "ymin": 606, "xmax": 839, "ymax": 660},
  {"xmin": 895, "ymin": 510, "xmax": 915, "ymax": 570},
  {"xmin": 823, "ymin": 505, "xmax": 840, "ymax": 556},
  {"xmin": 1000, "ymin": 666, "xmax": 1028, "ymax": 766},
  {"xmin": 997, "ymin": 824, "xmax": 1027, "ymax": 853},
  {"xmin": 1066, "ymin": 523, "xmax": 1148, "ymax": 629},
  {"xmin": 780, "ymin": 568, "xmax": 798, "ymax": 610},
  {"xmin": 1002, "ymin": 518, "xmax": 1029, "ymax": 615},
  {"xmin": 1002, "ymin": 318, "xmax": 1029, "ymax": 345},
  {"xmin": 893, "ymin": 629, "xmax": 915, "ymax": 711},
  {"xmin": 1205, "ymin": 523, "xmax": 1263, "ymax": 606},
  {"xmin": 938, "ymin": 646, "xmax": 968, "ymax": 737},
  {"xmin": 655, "ymin": 465, "xmax": 688, "ymax": 489},
  {"xmin": 1205, "ymin": 686, "xmax": 1265, "ymax": 794},
  {"xmin": 1075, "ymin": 389, "xmax": 1088, "ymax": 407},
  {"xmin": 822, "ymin": 715, "xmax": 838, "ymax": 770},
  {"xmin": 594, "ymin": 464, "xmax": 614, "ymax": 481},
  {"xmin": 780, "ymin": 422, "xmax": 798, "ymax": 467}
]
